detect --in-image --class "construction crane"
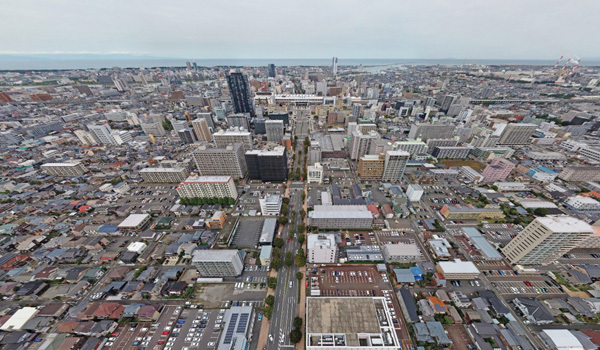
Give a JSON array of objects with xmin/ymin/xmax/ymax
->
[{"xmin": 549, "ymin": 55, "xmax": 564, "ymax": 75}]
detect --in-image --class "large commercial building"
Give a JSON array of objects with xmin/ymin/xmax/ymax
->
[
  {"xmin": 381, "ymin": 150, "xmax": 410, "ymax": 183},
  {"xmin": 502, "ymin": 216, "xmax": 595, "ymax": 265},
  {"xmin": 41, "ymin": 162, "xmax": 88, "ymax": 176},
  {"xmin": 265, "ymin": 119, "xmax": 284, "ymax": 143},
  {"xmin": 192, "ymin": 143, "xmax": 247, "ymax": 179},
  {"xmin": 118, "ymin": 214, "xmax": 152, "ymax": 232},
  {"xmin": 245, "ymin": 147, "xmax": 288, "ymax": 182},
  {"xmin": 408, "ymin": 123, "xmax": 455, "ymax": 142},
  {"xmin": 192, "ymin": 249, "xmax": 244, "ymax": 277},
  {"xmin": 191, "ymin": 118, "xmax": 213, "ymax": 142},
  {"xmin": 357, "ymin": 154, "xmax": 384, "ymax": 181},
  {"xmin": 559, "ymin": 167, "xmax": 600, "ymax": 182},
  {"xmin": 217, "ymin": 306, "xmax": 255, "ymax": 350},
  {"xmin": 176, "ymin": 175, "xmax": 238, "ymax": 199},
  {"xmin": 213, "ymin": 128, "xmax": 253, "ymax": 151},
  {"xmin": 497, "ymin": 123, "xmax": 537, "ymax": 145},
  {"xmin": 226, "ymin": 72, "xmax": 254, "ymax": 116},
  {"xmin": 140, "ymin": 167, "xmax": 189, "ymax": 183},
  {"xmin": 306, "ymin": 297, "xmax": 400, "ymax": 350},
  {"xmin": 308, "ymin": 205, "xmax": 373, "ymax": 229},
  {"xmin": 307, "ymin": 233, "xmax": 337, "ymax": 263},
  {"xmin": 307, "ymin": 163, "xmax": 324, "ymax": 184},
  {"xmin": 481, "ymin": 158, "xmax": 515, "ymax": 183},
  {"xmin": 259, "ymin": 194, "xmax": 282, "ymax": 215}
]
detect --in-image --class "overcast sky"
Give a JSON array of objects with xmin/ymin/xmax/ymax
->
[{"xmin": 1, "ymin": 0, "xmax": 598, "ymax": 59}]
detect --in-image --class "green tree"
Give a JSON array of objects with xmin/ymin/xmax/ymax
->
[
  {"xmin": 290, "ymin": 329, "xmax": 302, "ymax": 343},
  {"xmin": 296, "ymin": 272, "xmax": 303, "ymax": 281},
  {"xmin": 277, "ymin": 216, "xmax": 288, "ymax": 225},
  {"xmin": 162, "ymin": 119, "xmax": 173, "ymax": 131},
  {"xmin": 267, "ymin": 277, "xmax": 277, "ymax": 289},
  {"xmin": 281, "ymin": 203, "xmax": 289, "ymax": 216},
  {"xmin": 534, "ymin": 208, "xmax": 549, "ymax": 217},
  {"xmin": 283, "ymin": 197, "xmax": 290, "ymax": 204},
  {"xmin": 228, "ymin": 197, "xmax": 236, "ymax": 206},
  {"xmin": 297, "ymin": 233, "xmax": 305, "ymax": 245},
  {"xmin": 263, "ymin": 305, "xmax": 273, "ymax": 319},
  {"xmin": 299, "ymin": 209, "xmax": 306, "ymax": 219},
  {"xmin": 285, "ymin": 252, "xmax": 293, "ymax": 267},
  {"xmin": 295, "ymin": 247, "xmax": 306, "ymax": 267},
  {"xmin": 273, "ymin": 237, "xmax": 285, "ymax": 248},
  {"xmin": 271, "ymin": 258, "xmax": 282, "ymax": 271},
  {"xmin": 293, "ymin": 317, "xmax": 303, "ymax": 329},
  {"xmin": 301, "ymin": 192, "xmax": 306, "ymax": 201},
  {"xmin": 265, "ymin": 295, "xmax": 275, "ymax": 306}
]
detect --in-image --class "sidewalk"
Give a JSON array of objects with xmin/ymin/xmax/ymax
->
[
  {"xmin": 257, "ymin": 268, "xmax": 278, "ymax": 350},
  {"xmin": 296, "ymin": 183, "xmax": 308, "ymax": 350}
]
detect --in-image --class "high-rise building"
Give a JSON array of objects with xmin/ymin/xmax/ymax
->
[
  {"xmin": 192, "ymin": 143, "xmax": 247, "ymax": 179},
  {"xmin": 74, "ymin": 130, "xmax": 97, "ymax": 145},
  {"xmin": 308, "ymin": 205, "xmax": 373, "ymax": 229},
  {"xmin": 406, "ymin": 184, "xmax": 424, "ymax": 202},
  {"xmin": 307, "ymin": 163, "xmax": 324, "ymax": 184},
  {"xmin": 350, "ymin": 131, "xmax": 377, "ymax": 160},
  {"xmin": 408, "ymin": 124, "xmax": 455, "ymax": 142},
  {"xmin": 245, "ymin": 147, "xmax": 288, "ymax": 182},
  {"xmin": 502, "ymin": 216, "xmax": 594, "ymax": 265},
  {"xmin": 111, "ymin": 130, "xmax": 132, "ymax": 145},
  {"xmin": 176, "ymin": 174, "xmax": 238, "ymax": 199},
  {"xmin": 196, "ymin": 112, "xmax": 215, "ymax": 129},
  {"xmin": 41, "ymin": 162, "xmax": 88, "ymax": 176},
  {"xmin": 140, "ymin": 167, "xmax": 189, "ymax": 183},
  {"xmin": 140, "ymin": 118, "xmax": 166, "ymax": 137},
  {"xmin": 332, "ymin": 57, "xmax": 338, "ymax": 75},
  {"xmin": 431, "ymin": 146, "xmax": 472, "ymax": 159},
  {"xmin": 381, "ymin": 150, "xmax": 410, "ymax": 183},
  {"xmin": 392, "ymin": 140, "xmax": 428, "ymax": 156},
  {"xmin": 177, "ymin": 128, "xmax": 197, "ymax": 144},
  {"xmin": 265, "ymin": 120, "xmax": 284, "ymax": 142},
  {"xmin": 227, "ymin": 113, "xmax": 250, "ymax": 130},
  {"xmin": 213, "ymin": 128, "xmax": 253, "ymax": 151},
  {"xmin": 426, "ymin": 139, "xmax": 458, "ymax": 153},
  {"xmin": 267, "ymin": 64, "xmax": 276, "ymax": 78},
  {"xmin": 191, "ymin": 118, "xmax": 213, "ymax": 142},
  {"xmin": 226, "ymin": 72, "xmax": 254, "ymax": 116},
  {"xmin": 88, "ymin": 124, "xmax": 117, "ymax": 145},
  {"xmin": 357, "ymin": 154, "xmax": 385, "ymax": 181},
  {"xmin": 439, "ymin": 94, "xmax": 458, "ymax": 112},
  {"xmin": 192, "ymin": 250, "xmax": 244, "ymax": 277},
  {"xmin": 481, "ymin": 158, "xmax": 515, "ymax": 182},
  {"xmin": 497, "ymin": 123, "xmax": 537, "ymax": 145},
  {"xmin": 308, "ymin": 143, "xmax": 322, "ymax": 166},
  {"xmin": 259, "ymin": 194, "xmax": 283, "ymax": 215}
]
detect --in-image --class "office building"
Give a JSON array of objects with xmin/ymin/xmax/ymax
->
[
  {"xmin": 260, "ymin": 220, "xmax": 277, "ymax": 246},
  {"xmin": 308, "ymin": 143, "xmax": 322, "ymax": 165},
  {"xmin": 406, "ymin": 184, "xmax": 424, "ymax": 202},
  {"xmin": 74, "ymin": 130, "xmax": 97, "ymax": 145},
  {"xmin": 41, "ymin": 162, "xmax": 88, "ymax": 176},
  {"xmin": 392, "ymin": 140, "xmax": 428, "ymax": 156},
  {"xmin": 118, "ymin": 214, "xmax": 152, "ymax": 232},
  {"xmin": 192, "ymin": 143, "xmax": 247, "ymax": 179},
  {"xmin": 213, "ymin": 128, "xmax": 253, "ymax": 151},
  {"xmin": 140, "ymin": 167, "xmax": 189, "ymax": 183},
  {"xmin": 426, "ymin": 138, "xmax": 459, "ymax": 153},
  {"xmin": 307, "ymin": 233, "xmax": 337, "ymax": 263},
  {"xmin": 307, "ymin": 163, "xmax": 324, "ymax": 184},
  {"xmin": 502, "ymin": 216, "xmax": 595, "ymax": 265},
  {"xmin": 197, "ymin": 112, "xmax": 215, "ymax": 129},
  {"xmin": 217, "ymin": 306, "xmax": 255, "ymax": 350},
  {"xmin": 439, "ymin": 94, "xmax": 458, "ymax": 112},
  {"xmin": 431, "ymin": 146, "xmax": 472, "ymax": 159},
  {"xmin": 332, "ymin": 57, "xmax": 338, "ymax": 75},
  {"xmin": 177, "ymin": 127, "xmax": 197, "ymax": 144},
  {"xmin": 226, "ymin": 72, "xmax": 254, "ymax": 116},
  {"xmin": 140, "ymin": 118, "xmax": 166, "ymax": 137},
  {"xmin": 559, "ymin": 167, "xmax": 600, "ymax": 182},
  {"xmin": 408, "ymin": 124, "xmax": 455, "ymax": 142},
  {"xmin": 267, "ymin": 63, "xmax": 276, "ymax": 78},
  {"xmin": 88, "ymin": 124, "xmax": 117, "ymax": 145},
  {"xmin": 265, "ymin": 120, "xmax": 284, "ymax": 142},
  {"xmin": 176, "ymin": 175, "xmax": 238, "ymax": 199},
  {"xmin": 481, "ymin": 158, "xmax": 515, "ymax": 182},
  {"xmin": 460, "ymin": 166, "xmax": 483, "ymax": 183},
  {"xmin": 308, "ymin": 205, "xmax": 373, "ymax": 229},
  {"xmin": 259, "ymin": 194, "xmax": 283, "ymax": 216},
  {"xmin": 381, "ymin": 150, "xmax": 410, "ymax": 183},
  {"xmin": 306, "ymin": 297, "xmax": 400, "ymax": 350},
  {"xmin": 245, "ymin": 147, "xmax": 288, "ymax": 182},
  {"xmin": 267, "ymin": 112, "xmax": 290, "ymax": 126},
  {"xmin": 227, "ymin": 113, "xmax": 250, "ymax": 130},
  {"xmin": 192, "ymin": 250, "xmax": 244, "ymax": 277},
  {"xmin": 436, "ymin": 260, "xmax": 480, "ymax": 279},
  {"xmin": 192, "ymin": 118, "xmax": 213, "ymax": 142},
  {"xmin": 111, "ymin": 130, "xmax": 132, "ymax": 145},
  {"xmin": 358, "ymin": 154, "xmax": 384, "ymax": 181},
  {"xmin": 350, "ymin": 131, "xmax": 377, "ymax": 160},
  {"xmin": 497, "ymin": 123, "xmax": 537, "ymax": 146}
]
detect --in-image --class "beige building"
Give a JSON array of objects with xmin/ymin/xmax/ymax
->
[
  {"xmin": 192, "ymin": 118, "xmax": 213, "ymax": 142},
  {"xmin": 176, "ymin": 175, "xmax": 238, "ymax": 199},
  {"xmin": 192, "ymin": 143, "xmax": 247, "ymax": 179},
  {"xmin": 41, "ymin": 162, "xmax": 88, "ymax": 176},
  {"xmin": 502, "ymin": 216, "xmax": 595, "ymax": 265},
  {"xmin": 358, "ymin": 154, "xmax": 384, "ymax": 181},
  {"xmin": 559, "ymin": 167, "xmax": 600, "ymax": 182},
  {"xmin": 213, "ymin": 128, "xmax": 252, "ymax": 151},
  {"xmin": 140, "ymin": 167, "xmax": 189, "ymax": 183}
]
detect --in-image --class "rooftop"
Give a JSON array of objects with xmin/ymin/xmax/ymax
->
[
  {"xmin": 118, "ymin": 214, "xmax": 150, "ymax": 228},
  {"xmin": 537, "ymin": 216, "xmax": 594, "ymax": 233}
]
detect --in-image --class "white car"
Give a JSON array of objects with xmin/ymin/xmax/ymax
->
[{"xmin": 208, "ymin": 342, "xmax": 216, "ymax": 347}]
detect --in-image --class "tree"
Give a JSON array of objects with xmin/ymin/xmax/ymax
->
[
  {"xmin": 295, "ymin": 247, "xmax": 306, "ymax": 267},
  {"xmin": 162, "ymin": 119, "xmax": 173, "ymax": 131},
  {"xmin": 282, "ymin": 197, "xmax": 290, "ymax": 204},
  {"xmin": 277, "ymin": 216, "xmax": 288, "ymax": 225},
  {"xmin": 296, "ymin": 272, "xmax": 303, "ymax": 281},
  {"xmin": 534, "ymin": 208, "xmax": 549, "ymax": 217},
  {"xmin": 293, "ymin": 317, "xmax": 303, "ymax": 329},
  {"xmin": 270, "ymin": 258, "xmax": 282, "ymax": 271},
  {"xmin": 273, "ymin": 237, "xmax": 284, "ymax": 248},
  {"xmin": 281, "ymin": 204, "xmax": 289, "ymax": 216},
  {"xmin": 285, "ymin": 252, "xmax": 293, "ymax": 267},
  {"xmin": 290, "ymin": 329, "xmax": 302, "ymax": 344},
  {"xmin": 267, "ymin": 277, "xmax": 277, "ymax": 289},
  {"xmin": 301, "ymin": 192, "xmax": 306, "ymax": 201},
  {"xmin": 297, "ymin": 224, "xmax": 306, "ymax": 234},
  {"xmin": 263, "ymin": 305, "xmax": 273, "ymax": 319},
  {"xmin": 297, "ymin": 233, "xmax": 305, "ymax": 245},
  {"xmin": 265, "ymin": 295, "xmax": 275, "ymax": 306},
  {"xmin": 228, "ymin": 197, "xmax": 236, "ymax": 206}
]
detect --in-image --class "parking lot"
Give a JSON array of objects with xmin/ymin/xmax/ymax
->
[
  {"xmin": 491, "ymin": 280, "xmax": 564, "ymax": 295},
  {"xmin": 230, "ymin": 217, "xmax": 264, "ymax": 248},
  {"xmin": 311, "ymin": 264, "xmax": 390, "ymax": 297}
]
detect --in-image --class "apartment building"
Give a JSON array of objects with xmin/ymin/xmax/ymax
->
[
  {"xmin": 176, "ymin": 175, "xmax": 238, "ymax": 199},
  {"xmin": 40, "ymin": 162, "xmax": 88, "ymax": 176},
  {"xmin": 213, "ymin": 128, "xmax": 253, "ymax": 151},
  {"xmin": 307, "ymin": 233, "xmax": 337, "ymax": 263},
  {"xmin": 497, "ymin": 123, "xmax": 537, "ymax": 145},
  {"xmin": 481, "ymin": 158, "xmax": 515, "ymax": 182},
  {"xmin": 357, "ymin": 154, "xmax": 384, "ymax": 181},
  {"xmin": 308, "ymin": 205, "xmax": 373, "ymax": 229},
  {"xmin": 192, "ymin": 143, "xmax": 247, "ymax": 179},
  {"xmin": 139, "ymin": 167, "xmax": 189, "ymax": 183},
  {"xmin": 192, "ymin": 250, "xmax": 244, "ymax": 277},
  {"xmin": 559, "ymin": 167, "xmax": 600, "ymax": 182},
  {"xmin": 381, "ymin": 150, "xmax": 410, "ymax": 183},
  {"xmin": 191, "ymin": 118, "xmax": 213, "ymax": 142}
]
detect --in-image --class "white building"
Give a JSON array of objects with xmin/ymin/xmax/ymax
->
[
  {"xmin": 460, "ymin": 166, "xmax": 482, "ymax": 183},
  {"xmin": 382, "ymin": 243, "xmax": 423, "ymax": 262},
  {"xmin": 88, "ymin": 124, "xmax": 117, "ymax": 145},
  {"xmin": 406, "ymin": 184, "xmax": 424, "ymax": 202},
  {"xmin": 259, "ymin": 194, "xmax": 283, "ymax": 216},
  {"xmin": 0, "ymin": 307, "xmax": 38, "ymax": 331},
  {"xmin": 436, "ymin": 259, "xmax": 480, "ymax": 279},
  {"xmin": 41, "ymin": 162, "xmax": 88, "ymax": 176},
  {"xmin": 213, "ymin": 127, "xmax": 253, "ymax": 151},
  {"xmin": 192, "ymin": 249, "xmax": 244, "ymax": 277},
  {"xmin": 176, "ymin": 175, "xmax": 238, "ymax": 199},
  {"xmin": 118, "ymin": 214, "xmax": 152, "ymax": 232},
  {"xmin": 307, "ymin": 233, "xmax": 337, "ymax": 263},
  {"xmin": 307, "ymin": 163, "xmax": 324, "ymax": 184},
  {"xmin": 127, "ymin": 242, "xmax": 148, "ymax": 254},
  {"xmin": 564, "ymin": 196, "xmax": 600, "ymax": 214},
  {"xmin": 140, "ymin": 167, "xmax": 190, "ymax": 183},
  {"xmin": 74, "ymin": 130, "xmax": 97, "ymax": 145}
]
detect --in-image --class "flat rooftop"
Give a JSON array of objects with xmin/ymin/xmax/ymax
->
[
  {"xmin": 118, "ymin": 214, "xmax": 150, "ymax": 228},
  {"xmin": 307, "ymin": 297, "xmax": 380, "ymax": 346},
  {"xmin": 182, "ymin": 175, "xmax": 232, "ymax": 183},
  {"xmin": 140, "ymin": 167, "xmax": 186, "ymax": 173},
  {"xmin": 537, "ymin": 216, "xmax": 595, "ymax": 233}
]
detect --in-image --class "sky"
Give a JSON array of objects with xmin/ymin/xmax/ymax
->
[{"xmin": 1, "ymin": 0, "xmax": 598, "ymax": 60}]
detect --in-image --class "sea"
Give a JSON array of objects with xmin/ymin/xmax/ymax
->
[{"xmin": 1, "ymin": 58, "xmax": 599, "ymax": 71}]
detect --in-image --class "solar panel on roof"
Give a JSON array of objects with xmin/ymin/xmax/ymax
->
[
  {"xmin": 236, "ymin": 313, "xmax": 249, "ymax": 333},
  {"xmin": 223, "ymin": 313, "xmax": 238, "ymax": 344}
]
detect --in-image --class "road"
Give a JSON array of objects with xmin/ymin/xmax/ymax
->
[{"xmin": 267, "ymin": 113, "xmax": 308, "ymax": 349}]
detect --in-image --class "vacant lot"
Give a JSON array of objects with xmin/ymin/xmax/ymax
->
[
  {"xmin": 446, "ymin": 325, "xmax": 474, "ymax": 350},
  {"xmin": 440, "ymin": 159, "xmax": 486, "ymax": 171}
]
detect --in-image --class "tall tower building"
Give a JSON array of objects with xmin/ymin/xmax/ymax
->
[
  {"xmin": 88, "ymin": 124, "xmax": 117, "ymax": 145},
  {"xmin": 74, "ymin": 130, "xmax": 97, "ymax": 145},
  {"xmin": 381, "ymin": 150, "xmax": 410, "ymax": 183},
  {"xmin": 192, "ymin": 118, "xmax": 213, "ymax": 142},
  {"xmin": 332, "ymin": 57, "xmax": 338, "ymax": 75},
  {"xmin": 226, "ymin": 72, "xmax": 254, "ymax": 116},
  {"xmin": 268, "ymin": 64, "xmax": 276, "ymax": 78},
  {"xmin": 197, "ymin": 112, "xmax": 215, "ymax": 129},
  {"xmin": 497, "ymin": 123, "xmax": 537, "ymax": 146},
  {"xmin": 265, "ymin": 120, "xmax": 284, "ymax": 143},
  {"xmin": 192, "ymin": 143, "xmax": 247, "ymax": 179},
  {"xmin": 502, "ymin": 216, "xmax": 594, "ymax": 265}
]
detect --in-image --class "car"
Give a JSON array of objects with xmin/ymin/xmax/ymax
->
[
  {"xmin": 132, "ymin": 341, "xmax": 140, "ymax": 346},
  {"xmin": 157, "ymin": 341, "xmax": 165, "ymax": 345},
  {"xmin": 258, "ymin": 314, "xmax": 262, "ymax": 321},
  {"xmin": 162, "ymin": 331, "xmax": 170, "ymax": 335},
  {"xmin": 105, "ymin": 342, "xmax": 114, "ymax": 347},
  {"xmin": 111, "ymin": 332, "xmax": 120, "ymax": 337},
  {"xmin": 208, "ymin": 342, "xmax": 216, "ymax": 347}
]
